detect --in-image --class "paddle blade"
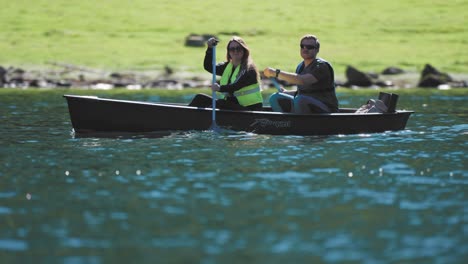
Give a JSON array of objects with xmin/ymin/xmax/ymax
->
[
  {"xmin": 209, "ymin": 120, "xmax": 219, "ymax": 131},
  {"xmin": 208, "ymin": 122, "xmax": 235, "ymax": 134}
]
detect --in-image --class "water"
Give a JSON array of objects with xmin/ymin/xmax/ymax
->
[{"xmin": 1, "ymin": 89, "xmax": 467, "ymax": 263}]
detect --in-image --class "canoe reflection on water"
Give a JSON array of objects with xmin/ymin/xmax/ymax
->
[{"xmin": 64, "ymin": 93, "xmax": 413, "ymax": 136}]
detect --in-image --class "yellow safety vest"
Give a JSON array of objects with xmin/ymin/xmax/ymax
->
[{"xmin": 219, "ymin": 63, "xmax": 263, "ymax": 106}]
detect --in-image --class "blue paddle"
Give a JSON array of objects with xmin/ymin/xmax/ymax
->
[
  {"xmin": 210, "ymin": 41, "xmax": 219, "ymax": 131},
  {"xmin": 270, "ymin": 78, "xmax": 282, "ymax": 92}
]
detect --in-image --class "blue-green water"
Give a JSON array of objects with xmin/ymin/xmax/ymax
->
[{"xmin": 1, "ymin": 89, "xmax": 467, "ymax": 263}]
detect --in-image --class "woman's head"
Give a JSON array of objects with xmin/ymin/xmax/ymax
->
[
  {"xmin": 225, "ymin": 36, "xmax": 259, "ymax": 82},
  {"xmin": 226, "ymin": 36, "xmax": 250, "ymax": 64}
]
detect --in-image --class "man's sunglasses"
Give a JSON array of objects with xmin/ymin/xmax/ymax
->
[
  {"xmin": 300, "ymin": 44, "xmax": 316, "ymax": 50},
  {"xmin": 228, "ymin": 46, "xmax": 243, "ymax": 52}
]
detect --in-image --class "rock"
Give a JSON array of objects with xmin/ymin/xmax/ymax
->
[
  {"xmin": 164, "ymin": 65, "xmax": 173, "ymax": 76},
  {"xmin": 185, "ymin": 35, "xmax": 204, "ymax": 47},
  {"xmin": 8, "ymin": 67, "xmax": 25, "ymax": 84},
  {"xmin": 185, "ymin": 34, "xmax": 217, "ymax": 47},
  {"xmin": 109, "ymin": 72, "xmax": 123, "ymax": 79},
  {"xmin": 28, "ymin": 79, "xmax": 48, "ymax": 88},
  {"xmin": 382, "ymin": 66, "xmax": 405, "ymax": 75},
  {"xmin": 418, "ymin": 64, "xmax": 453, "ymax": 87},
  {"xmin": 109, "ymin": 72, "xmax": 137, "ymax": 87},
  {"xmin": 374, "ymin": 80, "xmax": 394, "ymax": 87},
  {"xmin": 419, "ymin": 75, "xmax": 447, "ymax": 87},
  {"xmin": 344, "ymin": 65, "xmax": 374, "ymax": 87},
  {"xmin": 54, "ymin": 80, "xmax": 72, "ymax": 87},
  {"xmin": 92, "ymin": 83, "xmax": 114, "ymax": 90},
  {"xmin": 146, "ymin": 79, "xmax": 178, "ymax": 88},
  {"xmin": 0, "ymin": 66, "xmax": 6, "ymax": 86}
]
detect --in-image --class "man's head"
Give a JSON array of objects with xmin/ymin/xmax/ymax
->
[{"xmin": 300, "ymin": 34, "xmax": 320, "ymax": 60}]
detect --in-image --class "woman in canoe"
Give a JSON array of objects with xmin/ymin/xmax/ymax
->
[{"xmin": 188, "ymin": 36, "xmax": 263, "ymax": 111}]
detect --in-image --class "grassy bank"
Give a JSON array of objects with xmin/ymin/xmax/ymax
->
[{"xmin": 1, "ymin": 0, "xmax": 467, "ymax": 75}]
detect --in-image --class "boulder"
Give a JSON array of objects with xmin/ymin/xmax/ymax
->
[
  {"xmin": 381, "ymin": 66, "xmax": 405, "ymax": 75},
  {"xmin": 418, "ymin": 64, "xmax": 452, "ymax": 87},
  {"xmin": 7, "ymin": 67, "xmax": 26, "ymax": 84},
  {"xmin": 344, "ymin": 65, "xmax": 374, "ymax": 87},
  {"xmin": 185, "ymin": 34, "xmax": 217, "ymax": 47},
  {"xmin": 0, "ymin": 66, "xmax": 6, "ymax": 86}
]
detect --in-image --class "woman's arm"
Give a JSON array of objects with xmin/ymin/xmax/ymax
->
[{"xmin": 203, "ymin": 48, "xmax": 226, "ymax": 76}]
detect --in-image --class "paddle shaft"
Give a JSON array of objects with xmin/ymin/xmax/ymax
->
[
  {"xmin": 271, "ymin": 78, "xmax": 282, "ymax": 92},
  {"xmin": 211, "ymin": 45, "xmax": 217, "ymax": 124}
]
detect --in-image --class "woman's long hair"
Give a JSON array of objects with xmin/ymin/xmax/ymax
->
[{"xmin": 225, "ymin": 36, "xmax": 261, "ymax": 84}]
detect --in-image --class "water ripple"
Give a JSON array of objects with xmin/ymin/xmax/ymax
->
[
  {"xmin": 0, "ymin": 239, "xmax": 28, "ymax": 251},
  {"xmin": 61, "ymin": 237, "xmax": 111, "ymax": 248},
  {"xmin": 219, "ymin": 181, "xmax": 257, "ymax": 191},
  {"xmin": 254, "ymin": 172, "xmax": 314, "ymax": 180},
  {"xmin": 380, "ymin": 163, "xmax": 416, "ymax": 176},
  {"xmin": 397, "ymin": 175, "xmax": 444, "ymax": 186},
  {"xmin": 0, "ymin": 206, "xmax": 12, "ymax": 214}
]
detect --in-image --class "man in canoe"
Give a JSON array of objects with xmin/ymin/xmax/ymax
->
[
  {"xmin": 263, "ymin": 34, "xmax": 339, "ymax": 113},
  {"xmin": 188, "ymin": 36, "xmax": 263, "ymax": 111}
]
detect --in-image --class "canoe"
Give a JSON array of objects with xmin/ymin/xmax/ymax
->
[{"xmin": 63, "ymin": 94, "xmax": 413, "ymax": 136}]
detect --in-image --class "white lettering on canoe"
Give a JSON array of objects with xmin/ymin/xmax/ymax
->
[{"xmin": 251, "ymin": 118, "xmax": 291, "ymax": 128}]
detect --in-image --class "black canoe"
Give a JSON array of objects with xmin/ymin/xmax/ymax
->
[{"xmin": 63, "ymin": 94, "xmax": 413, "ymax": 136}]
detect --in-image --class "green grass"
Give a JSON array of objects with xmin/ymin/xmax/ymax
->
[{"xmin": 1, "ymin": 0, "xmax": 467, "ymax": 75}]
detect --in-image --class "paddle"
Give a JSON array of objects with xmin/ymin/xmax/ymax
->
[
  {"xmin": 210, "ymin": 41, "xmax": 219, "ymax": 131},
  {"xmin": 270, "ymin": 78, "xmax": 282, "ymax": 92}
]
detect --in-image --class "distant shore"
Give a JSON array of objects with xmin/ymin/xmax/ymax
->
[{"xmin": 1, "ymin": 63, "xmax": 467, "ymax": 90}]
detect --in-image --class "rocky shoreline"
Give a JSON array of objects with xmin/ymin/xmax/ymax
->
[{"xmin": 0, "ymin": 63, "xmax": 466, "ymax": 90}]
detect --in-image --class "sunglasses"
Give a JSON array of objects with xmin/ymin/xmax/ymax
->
[
  {"xmin": 228, "ymin": 46, "xmax": 243, "ymax": 52},
  {"xmin": 300, "ymin": 44, "xmax": 316, "ymax": 50}
]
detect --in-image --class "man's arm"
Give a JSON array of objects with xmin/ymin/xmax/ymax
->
[{"xmin": 263, "ymin": 67, "xmax": 318, "ymax": 85}]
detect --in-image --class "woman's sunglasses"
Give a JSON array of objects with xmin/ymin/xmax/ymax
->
[
  {"xmin": 228, "ymin": 46, "xmax": 243, "ymax": 52},
  {"xmin": 300, "ymin": 44, "xmax": 316, "ymax": 50}
]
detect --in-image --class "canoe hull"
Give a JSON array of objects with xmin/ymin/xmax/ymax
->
[{"xmin": 64, "ymin": 95, "xmax": 413, "ymax": 135}]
